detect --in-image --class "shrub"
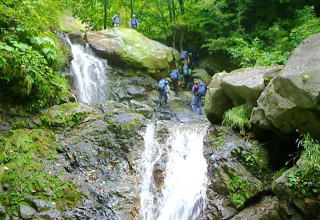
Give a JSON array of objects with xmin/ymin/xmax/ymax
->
[{"xmin": 287, "ymin": 134, "xmax": 320, "ymax": 197}]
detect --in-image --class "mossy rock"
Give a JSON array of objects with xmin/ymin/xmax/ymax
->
[
  {"xmin": 38, "ymin": 102, "xmax": 97, "ymax": 129},
  {"xmin": 0, "ymin": 129, "xmax": 81, "ymax": 216},
  {"xmin": 225, "ymin": 169, "xmax": 264, "ymax": 209},
  {"xmin": 86, "ymin": 28, "xmax": 179, "ymax": 79}
]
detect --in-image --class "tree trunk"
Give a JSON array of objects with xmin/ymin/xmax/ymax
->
[
  {"xmin": 103, "ymin": 0, "xmax": 108, "ymax": 29},
  {"xmin": 172, "ymin": 0, "xmax": 176, "ymax": 20},
  {"xmin": 130, "ymin": 0, "xmax": 134, "ymax": 16},
  {"xmin": 177, "ymin": 0, "xmax": 185, "ymax": 14},
  {"xmin": 167, "ymin": 0, "xmax": 173, "ymax": 22}
]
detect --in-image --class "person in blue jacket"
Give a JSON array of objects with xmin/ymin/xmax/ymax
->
[
  {"xmin": 130, "ymin": 14, "xmax": 139, "ymax": 29},
  {"xmin": 191, "ymin": 82, "xmax": 206, "ymax": 115}
]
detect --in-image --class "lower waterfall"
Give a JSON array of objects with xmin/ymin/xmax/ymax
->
[{"xmin": 140, "ymin": 122, "xmax": 208, "ymax": 220}]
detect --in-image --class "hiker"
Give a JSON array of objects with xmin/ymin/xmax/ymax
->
[
  {"xmin": 170, "ymin": 69, "xmax": 181, "ymax": 96},
  {"xmin": 112, "ymin": 12, "xmax": 122, "ymax": 27},
  {"xmin": 180, "ymin": 50, "xmax": 189, "ymax": 65},
  {"xmin": 191, "ymin": 82, "xmax": 206, "ymax": 115},
  {"xmin": 157, "ymin": 78, "xmax": 170, "ymax": 105},
  {"xmin": 182, "ymin": 64, "xmax": 193, "ymax": 90},
  {"xmin": 130, "ymin": 14, "xmax": 139, "ymax": 29}
]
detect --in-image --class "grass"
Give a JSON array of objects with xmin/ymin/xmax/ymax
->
[{"xmin": 222, "ymin": 105, "xmax": 251, "ymax": 131}]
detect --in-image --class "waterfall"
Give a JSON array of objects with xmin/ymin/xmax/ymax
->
[
  {"xmin": 140, "ymin": 122, "xmax": 208, "ymax": 220},
  {"xmin": 66, "ymin": 37, "xmax": 109, "ymax": 105}
]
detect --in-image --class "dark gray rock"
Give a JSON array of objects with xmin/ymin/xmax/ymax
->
[
  {"xmin": 230, "ymin": 196, "xmax": 282, "ymax": 220},
  {"xmin": 35, "ymin": 210, "xmax": 61, "ymax": 220},
  {"xmin": 31, "ymin": 200, "xmax": 55, "ymax": 212},
  {"xmin": 19, "ymin": 205, "xmax": 37, "ymax": 219}
]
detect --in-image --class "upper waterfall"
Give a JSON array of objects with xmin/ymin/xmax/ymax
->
[{"xmin": 66, "ymin": 36, "xmax": 109, "ymax": 105}]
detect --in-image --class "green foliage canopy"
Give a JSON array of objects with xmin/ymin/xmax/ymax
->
[{"xmin": 0, "ymin": 0, "xmax": 72, "ymax": 112}]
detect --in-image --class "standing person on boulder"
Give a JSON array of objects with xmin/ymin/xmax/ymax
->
[
  {"xmin": 170, "ymin": 69, "xmax": 181, "ymax": 96},
  {"xmin": 157, "ymin": 78, "xmax": 170, "ymax": 106},
  {"xmin": 112, "ymin": 12, "xmax": 122, "ymax": 27},
  {"xmin": 191, "ymin": 82, "xmax": 206, "ymax": 115},
  {"xmin": 129, "ymin": 14, "xmax": 139, "ymax": 29}
]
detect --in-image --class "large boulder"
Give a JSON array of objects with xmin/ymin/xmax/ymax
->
[
  {"xmin": 221, "ymin": 66, "xmax": 283, "ymax": 106},
  {"xmin": 204, "ymin": 72, "xmax": 233, "ymax": 124},
  {"xmin": 204, "ymin": 66, "xmax": 283, "ymax": 124},
  {"xmin": 85, "ymin": 28, "xmax": 179, "ymax": 78},
  {"xmin": 251, "ymin": 34, "xmax": 320, "ymax": 138}
]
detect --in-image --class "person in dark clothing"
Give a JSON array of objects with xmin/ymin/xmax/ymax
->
[
  {"xmin": 170, "ymin": 69, "xmax": 181, "ymax": 96},
  {"xmin": 182, "ymin": 64, "xmax": 193, "ymax": 90}
]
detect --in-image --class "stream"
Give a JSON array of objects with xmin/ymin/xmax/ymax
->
[{"xmin": 67, "ymin": 36, "xmax": 209, "ymax": 220}]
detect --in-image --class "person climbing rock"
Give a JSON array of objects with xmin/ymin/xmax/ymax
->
[
  {"xmin": 170, "ymin": 69, "xmax": 181, "ymax": 96},
  {"xmin": 191, "ymin": 82, "xmax": 206, "ymax": 115},
  {"xmin": 182, "ymin": 64, "xmax": 193, "ymax": 90},
  {"xmin": 180, "ymin": 50, "xmax": 189, "ymax": 65},
  {"xmin": 130, "ymin": 14, "xmax": 139, "ymax": 29},
  {"xmin": 157, "ymin": 78, "xmax": 170, "ymax": 106},
  {"xmin": 112, "ymin": 12, "xmax": 122, "ymax": 27}
]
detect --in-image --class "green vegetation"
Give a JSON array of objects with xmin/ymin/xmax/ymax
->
[
  {"xmin": 287, "ymin": 134, "xmax": 320, "ymax": 197},
  {"xmin": 222, "ymin": 105, "xmax": 251, "ymax": 131},
  {"xmin": 226, "ymin": 170, "xmax": 262, "ymax": 209},
  {"xmin": 39, "ymin": 103, "xmax": 90, "ymax": 129},
  {"xmin": 73, "ymin": 0, "xmax": 320, "ymax": 68},
  {"xmin": 0, "ymin": 129, "xmax": 80, "ymax": 215},
  {"xmin": 0, "ymin": 0, "xmax": 72, "ymax": 112}
]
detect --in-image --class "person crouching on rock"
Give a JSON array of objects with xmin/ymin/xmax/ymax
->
[
  {"xmin": 191, "ymin": 82, "xmax": 206, "ymax": 115},
  {"xmin": 157, "ymin": 78, "xmax": 170, "ymax": 106}
]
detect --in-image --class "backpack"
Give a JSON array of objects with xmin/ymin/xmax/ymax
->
[
  {"xmin": 198, "ymin": 82, "xmax": 206, "ymax": 96},
  {"xmin": 183, "ymin": 65, "xmax": 189, "ymax": 76},
  {"xmin": 180, "ymin": 50, "xmax": 188, "ymax": 60},
  {"xmin": 170, "ymin": 69, "xmax": 180, "ymax": 81},
  {"xmin": 157, "ymin": 79, "xmax": 168, "ymax": 92}
]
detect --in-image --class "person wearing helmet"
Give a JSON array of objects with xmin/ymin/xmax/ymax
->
[{"xmin": 130, "ymin": 14, "xmax": 139, "ymax": 29}]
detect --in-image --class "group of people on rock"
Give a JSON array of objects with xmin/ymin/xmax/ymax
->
[
  {"xmin": 157, "ymin": 50, "xmax": 206, "ymax": 115},
  {"xmin": 112, "ymin": 12, "xmax": 139, "ymax": 29}
]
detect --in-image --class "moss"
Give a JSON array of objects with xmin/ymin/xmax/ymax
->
[
  {"xmin": 0, "ymin": 129, "xmax": 81, "ymax": 216},
  {"xmin": 39, "ymin": 103, "xmax": 89, "ymax": 129},
  {"xmin": 206, "ymin": 130, "xmax": 227, "ymax": 149},
  {"xmin": 226, "ymin": 170, "xmax": 262, "ymax": 209}
]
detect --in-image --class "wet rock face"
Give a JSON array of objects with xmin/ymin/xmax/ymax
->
[
  {"xmin": 202, "ymin": 126, "xmax": 306, "ymax": 220},
  {"xmin": 57, "ymin": 111, "xmax": 145, "ymax": 220}
]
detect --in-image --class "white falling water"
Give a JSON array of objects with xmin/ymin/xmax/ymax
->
[
  {"xmin": 140, "ymin": 122, "xmax": 208, "ymax": 220},
  {"xmin": 66, "ymin": 37, "xmax": 108, "ymax": 104}
]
